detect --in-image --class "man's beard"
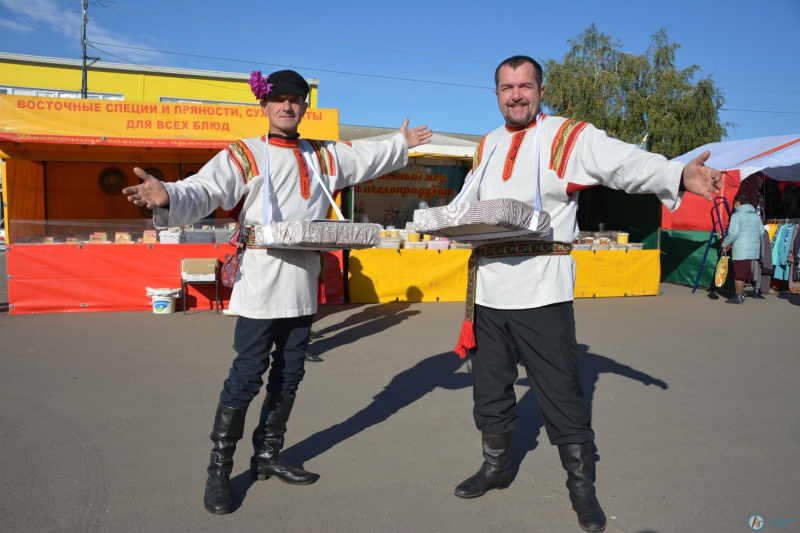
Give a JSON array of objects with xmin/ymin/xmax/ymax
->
[{"xmin": 503, "ymin": 106, "xmax": 534, "ymax": 127}]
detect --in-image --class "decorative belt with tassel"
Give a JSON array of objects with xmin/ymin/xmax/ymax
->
[{"xmin": 454, "ymin": 241, "xmax": 572, "ymax": 358}]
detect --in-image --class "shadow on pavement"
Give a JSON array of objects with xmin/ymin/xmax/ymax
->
[
  {"xmin": 282, "ymin": 351, "xmax": 470, "ymax": 468},
  {"xmin": 777, "ymin": 291, "xmax": 800, "ymax": 306},
  {"xmin": 509, "ymin": 344, "xmax": 668, "ymax": 481},
  {"xmin": 307, "ymin": 302, "xmax": 421, "ymax": 358},
  {"xmin": 228, "ymin": 344, "xmax": 668, "ymax": 510}
]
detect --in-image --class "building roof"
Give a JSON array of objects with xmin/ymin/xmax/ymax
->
[
  {"xmin": 0, "ymin": 52, "xmax": 319, "ymax": 87},
  {"xmin": 340, "ymin": 124, "xmax": 482, "ymax": 143}
]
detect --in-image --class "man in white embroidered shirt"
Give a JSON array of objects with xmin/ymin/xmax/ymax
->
[
  {"xmin": 451, "ymin": 56, "xmax": 722, "ymax": 532},
  {"xmin": 123, "ymin": 69, "xmax": 432, "ymax": 515}
]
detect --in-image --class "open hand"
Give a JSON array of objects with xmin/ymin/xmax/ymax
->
[
  {"xmin": 682, "ymin": 150, "xmax": 723, "ymax": 201},
  {"xmin": 123, "ymin": 168, "xmax": 169, "ymax": 209},
  {"xmin": 399, "ymin": 118, "xmax": 433, "ymax": 149}
]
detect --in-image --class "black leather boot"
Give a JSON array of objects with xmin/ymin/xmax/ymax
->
[
  {"xmin": 250, "ymin": 392, "xmax": 318, "ymax": 484},
  {"xmin": 558, "ymin": 442, "xmax": 606, "ymax": 532},
  {"xmin": 454, "ymin": 432, "xmax": 511, "ymax": 498},
  {"xmin": 304, "ymin": 351, "xmax": 324, "ymax": 363},
  {"xmin": 204, "ymin": 403, "xmax": 247, "ymax": 515}
]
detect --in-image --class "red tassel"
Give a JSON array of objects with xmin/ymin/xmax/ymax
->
[
  {"xmin": 317, "ymin": 280, "xmax": 327, "ymax": 304},
  {"xmin": 453, "ymin": 320, "xmax": 476, "ymax": 359}
]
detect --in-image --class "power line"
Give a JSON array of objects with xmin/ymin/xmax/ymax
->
[
  {"xmin": 88, "ymin": 42, "xmax": 800, "ymax": 116},
  {"xmin": 87, "ymin": 12, "xmax": 484, "ymax": 80},
  {"xmin": 87, "ymin": 44, "xmax": 252, "ymax": 93},
  {"xmin": 87, "ymin": 42, "xmax": 496, "ymax": 90}
]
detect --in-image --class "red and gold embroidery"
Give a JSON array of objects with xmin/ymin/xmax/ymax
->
[
  {"xmin": 502, "ymin": 130, "xmax": 528, "ymax": 181},
  {"xmin": 499, "ymin": 114, "xmax": 545, "ymax": 181},
  {"xmin": 267, "ymin": 137, "xmax": 300, "ymax": 149},
  {"xmin": 472, "ymin": 134, "xmax": 488, "ymax": 173},
  {"xmin": 292, "ymin": 149, "xmax": 311, "ymax": 200},
  {"xmin": 307, "ymin": 139, "xmax": 337, "ymax": 176},
  {"xmin": 550, "ymin": 119, "xmax": 589, "ymax": 179},
  {"xmin": 225, "ymin": 141, "xmax": 258, "ymax": 184}
]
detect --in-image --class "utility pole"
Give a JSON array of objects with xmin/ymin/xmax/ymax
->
[
  {"xmin": 81, "ymin": 0, "xmax": 88, "ymax": 98},
  {"xmin": 80, "ymin": 0, "xmax": 100, "ymax": 98}
]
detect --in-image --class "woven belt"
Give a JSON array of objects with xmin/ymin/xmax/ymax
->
[{"xmin": 454, "ymin": 241, "xmax": 572, "ymax": 358}]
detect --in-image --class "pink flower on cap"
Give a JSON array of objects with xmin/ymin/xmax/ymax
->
[{"xmin": 248, "ymin": 71, "xmax": 273, "ymax": 100}]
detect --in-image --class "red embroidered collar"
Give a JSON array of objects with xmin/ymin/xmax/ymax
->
[
  {"xmin": 504, "ymin": 113, "xmax": 546, "ymax": 133},
  {"xmin": 262, "ymin": 136, "xmax": 300, "ymax": 149}
]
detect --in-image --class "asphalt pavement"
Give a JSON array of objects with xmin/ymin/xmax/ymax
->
[{"xmin": 1, "ymin": 252, "xmax": 798, "ymax": 533}]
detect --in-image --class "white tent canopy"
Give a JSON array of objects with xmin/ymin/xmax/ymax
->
[
  {"xmin": 350, "ymin": 132, "xmax": 477, "ymax": 158},
  {"xmin": 673, "ymin": 134, "xmax": 800, "ymax": 182}
]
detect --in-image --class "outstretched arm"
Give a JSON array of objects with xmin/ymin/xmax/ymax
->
[
  {"xmin": 573, "ymin": 125, "xmax": 723, "ymax": 212},
  {"xmin": 123, "ymin": 150, "xmax": 246, "ymax": 228},
  {"xmin": 332, "ymin": 118, "xmax": 433, "ymax": 190}
]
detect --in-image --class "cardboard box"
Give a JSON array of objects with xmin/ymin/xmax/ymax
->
[
  {"xmin": 181, "ymin": 258, "xmax": 218, "ymax": 282},
  {"xmin": 89, "ymin": 232, "xmax": 108, "ymax": 244},
  {"xmin": 143, "ymin": 230, "xmax": 158, "ymax": 244},
  {"xmin": 115, "ymin": 232, "xmax": 132, "ymax": 244}
]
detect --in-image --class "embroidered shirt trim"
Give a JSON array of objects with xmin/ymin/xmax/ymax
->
[
  {"xmin": 225, "ymin": 141, "xmax": 258, "ymax": 184},
  {"xmin": 267, "ymin": 137, "xmax": 301, "ymax": 149},
  {"xmin": 550, "ymin": 119, "xmax": 589, "ymax": 179},
  {"xmin": 472, "ymin": 134, "xmax": 488, "ymax": 173},
  {"xmin": 307, "ymin": 139, "xmax": 337, "ymax": 177},
  {"xmin": 503, "ymin": 129, "xmax": 528, "ymax": 181},
  {"xmin": 292, "ymin": 149, "xmax": 311, "ymax": 200}
]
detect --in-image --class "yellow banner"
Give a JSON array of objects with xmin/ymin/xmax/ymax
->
[
  {"xmin": 0, "ymin": 95, "xmax": 338, "ymax": 147},
  {"xmin": 348, "ymin": 249, "xmax": 661, "ymax": 303}
]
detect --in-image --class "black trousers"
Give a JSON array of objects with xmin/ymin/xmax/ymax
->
[
  {"xmin": 472, "ymin": 302, "xmax": 594, "ymax": 446},
  {"xmin": 219, "ymin": 314, "xmax": 314, "ymax": 409}
]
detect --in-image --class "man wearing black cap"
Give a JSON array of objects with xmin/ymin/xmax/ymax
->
[{"xmin": 124, "ymin": 69, "xmax": 432, "ymax": 515}]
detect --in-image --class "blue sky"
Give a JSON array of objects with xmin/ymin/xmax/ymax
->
[{"xmin": 1, "ymin": 0, "xmax": 798, "ymax": 144}]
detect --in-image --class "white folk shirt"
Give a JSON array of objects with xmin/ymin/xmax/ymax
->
[
  {"xmin": 461, "ymin": 115, "xmax": 685, "ymax": 310},
  {"xmin": 155, "ymin": 133, "xmax": 408, "ymax": 319}
]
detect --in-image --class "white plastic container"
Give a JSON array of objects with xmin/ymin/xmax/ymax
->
[
  {"xmin": 572, "ymin": 243, "xmax": 592, "ymax": 251},
  {"xmin": 159, "ymin": 231, "xmax": 182, "ymax": 244},
  {"xmin": 146, "ymin": 287, "xmax": 181, "ymax": 314},
  {"xmin": 377, "ymin": 237, "xmax": 402, "ymax": 249},
  {"xmin": 151, "ymin": 295, "xmax": 176, "ymax": 314},
  {"xmin": 627, "ymin": 243, "xmax": 644, "ymax": 250},
  {"xmin": 427, "ymin": 240, "xmax": 450, "ymax": 250},
  {"xmin": 403, "ymin": 241, "xmax": 426, "ymax": 249}
]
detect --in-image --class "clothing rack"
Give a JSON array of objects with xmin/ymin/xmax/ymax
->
[{"xmin": 766, "ymin": 218, "xmax": 800, "ymax": 224}]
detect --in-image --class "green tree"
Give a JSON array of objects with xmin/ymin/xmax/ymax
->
[{"xmin": 543, "ymin": 24, "xmax": 731, "ymax": 159}]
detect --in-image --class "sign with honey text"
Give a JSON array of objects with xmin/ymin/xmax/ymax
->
[
  {"xmin": 0, "ymin": 95, "xmax": 338, "ymax": 148},
  {"xmin": 353, "ymin": 165, "xmax": 467, "ymax": 227}
]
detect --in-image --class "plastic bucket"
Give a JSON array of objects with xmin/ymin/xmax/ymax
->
[
  {"xmin": 151, "ymin": 295, "xmax": 176, "ymax": 314},
  {"xmin": 617, "ymin": 232, "xmax": 629, "ymax": 244}
]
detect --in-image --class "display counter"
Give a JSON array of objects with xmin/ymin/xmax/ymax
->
[
  {"xmin": 6, "ymin": 240, "xmax": 345, "ymax": 314},
  {"xmin": 348, "ymin": 248, "xmax": 660, "ymax": 303}
]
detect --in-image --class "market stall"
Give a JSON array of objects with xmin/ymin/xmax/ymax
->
[
  {"xmin": 661, "ymin": 135, "xmax": 800, "ymax": 287},
  {"xmin": 0, "ymin": 94, "xmax": 345, "ymax": 314}
]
